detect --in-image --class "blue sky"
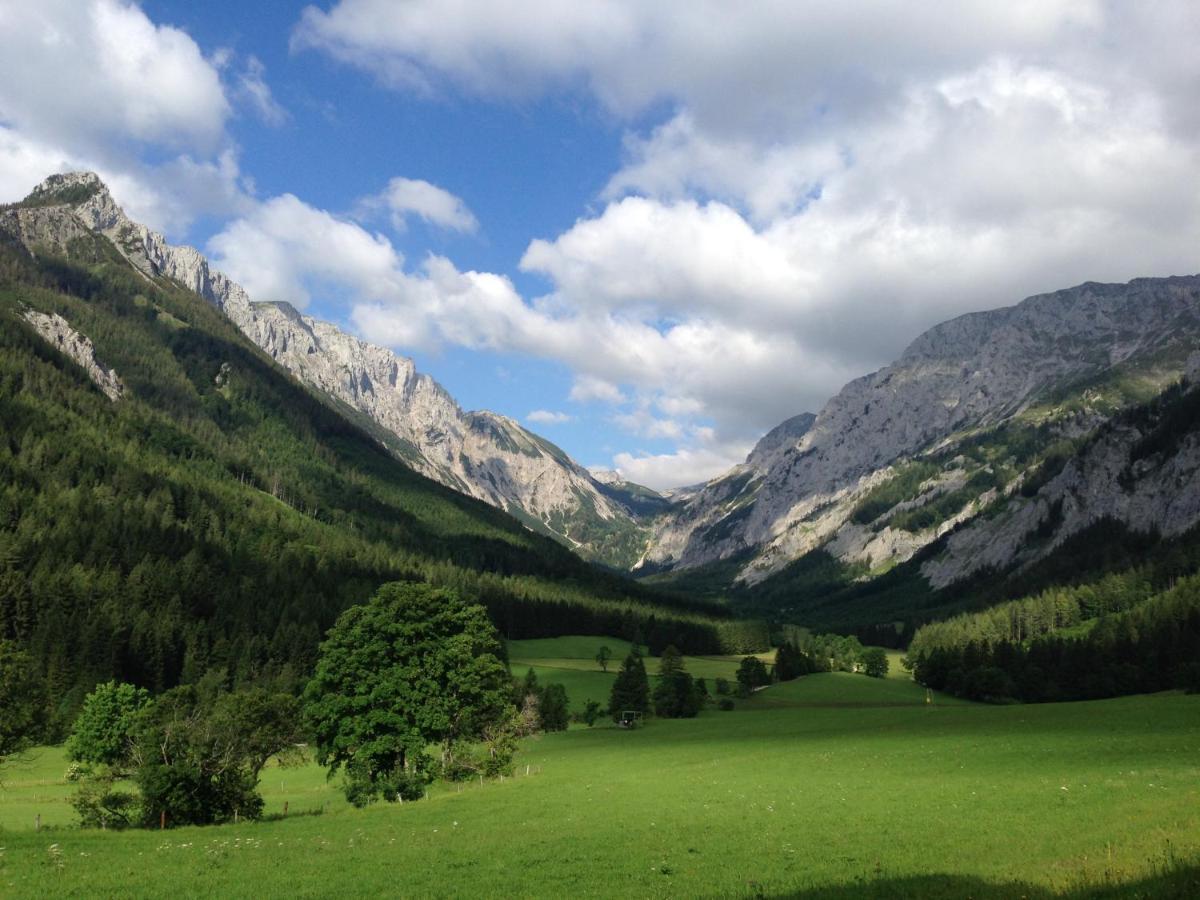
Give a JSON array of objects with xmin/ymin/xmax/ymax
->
[{"xmin": 2, "ymin": 2, "xmax": 1199, "ymax": 487}]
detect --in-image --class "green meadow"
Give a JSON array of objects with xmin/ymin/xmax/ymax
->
[
  {"xmin": 507, "ymin": 634, "xmax": 776, "ymax": 712},
  {"xmin": 1, "ymin": 639, "xmax": 1198, "ymax": 898}
]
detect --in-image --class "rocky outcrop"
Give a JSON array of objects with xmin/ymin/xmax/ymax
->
[
  {"xmin": 21, "ymin": 309, "xmax": 124, "ymax": 401},
  {"xmin": 6, "ymin": 173, "xmax": 650, "ymax": 565},
  {"xmin": 922, "ymin": 403, "xmax": 1200, "ymax": 588},
  {"xmin": 645, "ymin": 275, "xmax": 1200, "ymax": 585}
]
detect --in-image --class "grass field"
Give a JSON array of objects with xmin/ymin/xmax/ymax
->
[
  {"xmin": 1, "ymin": 643, "xmax": 1198, "ymax": 898},
  {"xmin": 507, "ymin": 634, "xmax": 779, "ymax": 712}
]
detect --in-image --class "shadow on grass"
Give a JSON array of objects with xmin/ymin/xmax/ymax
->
[{"xmin": 766, "ymin": 862, "xmax": 1200, "ymax": 899}]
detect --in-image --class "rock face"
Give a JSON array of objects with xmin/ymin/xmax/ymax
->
[
  {"xmin": 20, "ymin": 308, "xmax": 124, "ymax": 401},
  {"xmin": 7, "ymin": 173, "xmax": 649, "ymax": 565},
  {"xmin": 922, "ymin": 395, "xmax": 1200, "ymax": 588},
  {"xmin": 645, "ymin": 275, "xmax": 1200, "ymax": 585}
]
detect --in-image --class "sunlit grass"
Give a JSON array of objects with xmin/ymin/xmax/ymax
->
[{"xmin": 1, "ymin": 673, "xmax": 1196, "ymax": 898}]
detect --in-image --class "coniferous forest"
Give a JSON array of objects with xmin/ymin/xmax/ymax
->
[{"xmin": 0, "ymin": 227, "xmax": 761, "ymax": 736}]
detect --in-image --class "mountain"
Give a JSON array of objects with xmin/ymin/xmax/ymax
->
[
  {"xmin": 644, "ymin": 274, "xmax": 1200, "ymax": 625},
  {"xmin": 15, "ymin": 173, "xmax": 650, "ymax": 568},
  {"xmin": 0, "ymin": 174, "xmax": 754, "ymax": 724}
]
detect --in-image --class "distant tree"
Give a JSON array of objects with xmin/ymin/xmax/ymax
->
[
  {"xmin": 67, "ymin": 681, "xmax": 151, "ymax": 771},
  {"xmin": 303, "ymin": 582, "xmax": 513, "ymax": 806},
  {"xmin": 695, "ymin": 677, "xmax": 709, "ymax": 698},
  {"xmin": 714, "ymin": 677, "xmax": 730, "ymax": 696},
  {"xmin": 595, "ymin": 645, "xmax": 612, "ymax": 673},
  {"xmin": 581, "ymin": 700, "xmax": 602, "ymax": 727},
  {"xmin": 0, "ymin": 641, "xmax": 45, "ymax": 769},
  {"xmin": 862, "ymin": 648, "xmax": 889, "ymax": 679},
  {"xmin": 538, "ymin": 683, "xmax": 570, "ymax": 732},
  {"xmin": 773, "ymin": 642, "xmax": 816, "ymax": 682},
  {"xmin": 653, "ymin": 645, "xmax": 703, "ymax": 718},
  {"xmin": 608, "ymin": 650, "xmax": 649, "ymax": 721},
  {"xmin": 736, "ymin": 656, "xmax": 771, "ymax": 694}
]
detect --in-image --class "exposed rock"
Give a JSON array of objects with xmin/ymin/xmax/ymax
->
[
  {"xmin": 645, "ymin": 275, "xmax": 1200, "ymax": 584},
  {"xmin": 10, "ymin": 173, "xmax": 649, "ymax": 565},
  {"xmin": 21, "ymin": 309, "xmax": 123, "ymax": 401}
]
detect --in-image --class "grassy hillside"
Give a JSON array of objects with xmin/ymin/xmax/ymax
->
[
  {"xmin": 0, "ymin": 219, "xmax": 756, "ymax": 729},
  {"xmin": 1, "ymin": 676, "xmax": 1196, "ymax": 897}
]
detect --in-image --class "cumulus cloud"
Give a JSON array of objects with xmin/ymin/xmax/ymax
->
[
  {"xmin": 614, "ymin": 443, "xmax": 754, "ymax": 492},
  {"xmin": 526, "ymin": 409, "xmax": 572, "ymax": 425},
  {"xmin": 0, "ymin": 1, "xmax": 258, "ymax": 236},
  {"xmin": 0, "ymin": 0, "xmax": 228, "ymax": 155},
  {"xmin": 278, "ymin": 3, "xmax": 1200, "ymax": 486},
  {"xmin": 368, "ymin": 177, "xmax": 479, "ymax": 233}
]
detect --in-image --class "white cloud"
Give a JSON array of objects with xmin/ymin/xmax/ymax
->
[
  {"xmin": 369, "ymin": 177, "xmax": 478, "ymax": 233},
  {"xmin": 568, "ymin": 375, "xmax": 626, "ymax": 404},
  {"xmin": 208, "ymin": 194, "xmax": 403, "ymax": 307},
  {"xmin": 0, "ymin": 1, "xmax": 257, "ymax": 237},
  {"xmin": 0, "ymin": 0, "xmax": 228, "ymax": 156},
  {"xmin": 526, "ymin": 409, "xmax": 572, "ymax": 425},
  {"xmin": 614, "ymin": 443, "xmax": 753, "ymax": 492},
  {"xmin": 236, "ymin": 56, "xmax": 288, "ymax": 127},
  {"xmin": 279, "ymin": 3, "xmax": 1200, "ymax": 487}
]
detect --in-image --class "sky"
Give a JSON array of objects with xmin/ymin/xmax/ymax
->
[{"xmin": 2, "ymin": 2, "xmax": 1199, "ymax": 490}]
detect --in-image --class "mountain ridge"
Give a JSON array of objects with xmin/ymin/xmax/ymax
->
[
  {"xmin": 10, "ymin": 172, "xmax": 654, "ymax": 567},
  {"xmin": 644, "ymin": 271, "xmax": 1200, "ymax": 601}
]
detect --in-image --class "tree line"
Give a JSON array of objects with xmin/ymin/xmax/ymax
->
[{"xmin": 907, "ymin": 574, "xmax": 1200, "ymax": 702}]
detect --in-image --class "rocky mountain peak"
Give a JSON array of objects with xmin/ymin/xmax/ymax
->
[
  {"xmin": 23, "ymin": 171, "xmax": 109, "ymax": 206},
  {"xmin": 5, "ymin": 171, "xmax": 652, "ymax": 567}
]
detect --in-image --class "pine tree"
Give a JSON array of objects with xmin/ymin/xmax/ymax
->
[{"xmin": 608, "ymin": 650, "xmax": 649, "ymax": 721}]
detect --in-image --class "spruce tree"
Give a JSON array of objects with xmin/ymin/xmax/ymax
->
[{"xmin": 608, "ymin": 650, "xmax": 649, "ymax": 721}]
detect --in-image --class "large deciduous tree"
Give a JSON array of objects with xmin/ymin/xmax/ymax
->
[{"xmin": 303, "ymin": 582, "xmax": 513, "ymax": 806}]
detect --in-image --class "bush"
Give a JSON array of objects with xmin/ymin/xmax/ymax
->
[{"xmin": 718, "ymin": 698, "xmax": 735, "ymax": 711}]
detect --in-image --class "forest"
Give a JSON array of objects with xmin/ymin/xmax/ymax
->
[{"xmin": 0, "ymin": 228, "xmax": 758, "ymax": 737}]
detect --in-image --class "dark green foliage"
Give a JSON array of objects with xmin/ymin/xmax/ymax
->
[
  {"xmin": 580, "ymin": 699, "xmax": 602, "ymax": 726},
  {"xmin": 773, "ymin": 641, "xmax": 820, "ymax": 681},
  {"xmin": 132, "ymin": 685, "xmax": 300, "ymax": 827},
  {"xmin": 608, "ymin": 650, "xmax": 649, "ymax": 721},
  {"xmin": 0, "ymin": 235, "xmax": 752, "ymax": 722},
  {"xmin": 717, "ymin": 697, "xmax": 735, "ymax": 711},
  {"xmin": 537, "ymin": 683, "xmax": 570, "ymax": 732},
  {"xmin": 886, "ymin": 469, "xmax": 999, "ymax": 533},
  {"xmin": 909, "ymin": 574, "xmax": 1200, "ymax": 703},
  {"xmin": 66, "ymin": 680, "xmax": 149, "ymax": 769},
  {"xmin": 861, "ymin": 647, "xmax": 889, "ymax": 678},
  {"xmin": 70, "ymin": 778, "xmax": 138, "ymax": 829},
  {"xmin": 850, "ymin": 461, "xmax": 941, "ymax": 526},
  {"xmin": 0, "ymin": 640, "xmax": 46, "ymax": 762},
  {"xmin": 714, "ymin": 677, "xmax": 730, "ymax": 696},
  {"xmin": 651, "ymin": 645, "xmax": 702, "ymax": 718},
  {"xmin": 595, "ymin": 645, "xmax": 612, "ymax": 672},
  {"xmin": 303, "ymin": 582, "xmax": 513, "ymax": 806},
  {"xmin": 736, "ymin": 656, "xmax": 771, "ymax": 692}
]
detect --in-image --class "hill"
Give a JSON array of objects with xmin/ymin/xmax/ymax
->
[
  {"xmin": 0, "ymin": 179, "xmax": 759, "ymax": 729},
  {"xmin": 643, "ymin": 274, "xmax": 1200, "ymax": 635},
  {"xmin": 13, "ymin": 172, "xmax": 658, "ymax": 569}
]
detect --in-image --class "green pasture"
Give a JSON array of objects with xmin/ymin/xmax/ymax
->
[
  {"xmin": 2, "ymin": 666, "xmax": 1198, "ymax": 898},
  {"xmin": 508, "ymin": 634, "xmax": 779, "ymax": 712}
]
